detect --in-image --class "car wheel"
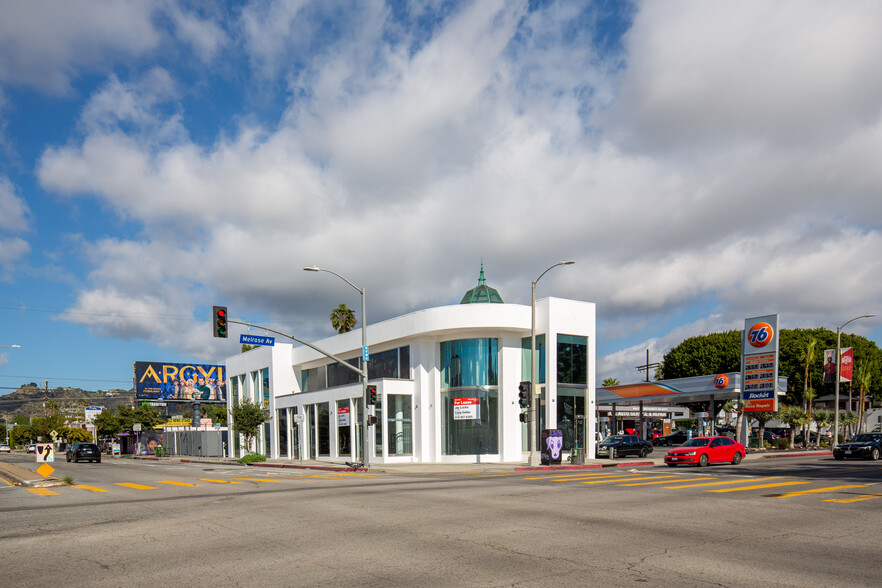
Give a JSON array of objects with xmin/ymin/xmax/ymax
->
[
  {"xmin": 732, "ymin": 452, "xmax": 742, "ymax": 465},
  {"xmin": 870, "ymin": 448, "xmax": 880, "ymax": 461},
  {"xmin": 610, "ymin": 448, "xmax": 616, "ymax": 459},
  {"xmin": 667, "ymin": 463, "xmax": 677, "ymax": 468},
  {"xmin": 66, "ymin": 455, "xmax": 71, "ymax": 462},
  {"xmin": 97, "ymin": 458, "xmax": 101, "ymax": 463},
  {"xmin": 698, "ymin": 454, "xmax": 709, "ymax": 467},
  {"xmin": 639, "ymin": 448, "xmax": 647, "ymax": 458},
  {"xmin": 834, "ymin": 454, "xmax": 844, "ymax": 461},
  {"xmin": 74, "ymin": 457, "xmax": 79, "ymax": 463}
]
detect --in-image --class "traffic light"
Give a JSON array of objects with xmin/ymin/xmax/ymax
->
[
  {"xmin": 518, "ymin": 381, "xmax": 531, "ymax": 409},
  {"xmin": 519, "ymin": 412, "xmax": 528, "ymax": 423},
  {"xmin": 367, "ymin": 385, "xmax": 377, "ymax": 405},
  {"xmin": 212, "ymin": 306, "xmax": 228, "ymax": 338}
]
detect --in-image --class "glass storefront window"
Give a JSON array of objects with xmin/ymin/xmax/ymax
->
[
  {"xmin": 521, "ymin": 335, "xmax": 546, "ymax": 383},
  {"xmin": 557, "ymin": 386, "xmax": 586, "ymax": 451},
  {"xmin": 441, "ymin": 389, "xmax": 498, "ymax": 455},
  {"xmin": 317, "ymin": 402, "xmax": 330, "ymax": 456},
  {"xmin": 302, "ymin": 366, "xmax": 327, "ymax": 392},
  {"xmin": 327, "ymin": 358, "xmax": 360, "ymax": 388},
  {"xmin": 278, "ymin": 409, "xmax": 288, "ymax": 458},
  {"xmin": 337, "ymin": 399, "xmax": 351, "ymax": 457},
  {"xmin": 387, "ymin": 395, "xmax": 412, "ymax": 455},
  {"xmin": 557, "ymin": 334, "xmax": 587, "ymax": 384},
  {"xmin": 441, "ymin": 339, "xmax": 498, "ymax": 388},
  {"xmin": 374, "ymin": 397, "xmax": 383, "ymax": 456}
]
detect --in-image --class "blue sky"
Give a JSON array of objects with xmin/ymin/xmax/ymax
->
[{"xmin": 1, "ymin": 0, "xmax": 881, "ymax": 395}]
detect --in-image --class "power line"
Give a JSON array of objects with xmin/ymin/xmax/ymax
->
[{"xmin": 0, "ymin": 374, "xmax": 132, "ymax": 384}]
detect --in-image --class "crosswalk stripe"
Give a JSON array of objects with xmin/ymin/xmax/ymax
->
[
  {"xmin": 546, "ymin": 473, "xmax": 645, "ymax": 482},
  {"xmin": 28, "ymin": 488, "xmax": 58, "ymax": 496},
  {"xmin": 199, "ymin": 478, "xmax": 242, "ymax": 484},
  {"xmin": 824, "ymin": 494, "xmax": 882, "ymax": 503},
  {"xmin": 618, "ymin": 477, "xmax": 710, "ymax": 486},
  {"xmin": 115, "ymin": 482, "xmax": 158, "ymax": 490},
  {"xmin": 73, "ymin": 484, "xmax": 108, "ymax": 493},
  {"xmin": 710, "ymin": 481, "xmax": 809, "ymax": 493},
  {"xmin": 581, "ymin": 475, "xmax": 662, "ymax": 485},
  {"xmin": 664, "ymin": 477, "xmax": 778, "ymax": 489},
  {"xmin": 234, "ymin": 477, "xmax": 283, "ymax": 483},
  {"xmin": 157, "ymin": 480, "xmax": 201, "ymax": 487},
  {"xmin": 766, "ymin": 485, "xmax": 868, "ymax": 498}
]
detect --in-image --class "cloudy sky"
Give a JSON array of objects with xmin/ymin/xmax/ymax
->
[{"xmin": 1, "ymin": 0, "xmax": 880, "ymax": 393}]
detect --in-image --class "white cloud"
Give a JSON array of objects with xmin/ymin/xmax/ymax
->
[{"xmin": 26, "ymin": 1, "xmax": 882, "ymax": 370}]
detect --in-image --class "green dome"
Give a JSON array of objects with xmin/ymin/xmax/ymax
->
[{"xmin": 460, "ymin": 262, "xmax": 504, "ymax": 304}]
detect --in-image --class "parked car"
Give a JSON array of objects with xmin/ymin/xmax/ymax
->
[
  {"xmin": 664, "ymin": 436, "xmax": 746, "ymax": 467},
  {"xmin": 0, "ymin": 443, "xmax": 10, "ymax": 453},
  {"xmin": 715, "ymin": 425, "xmax": 736, "ymax": 438},
  {"xmin": 767, "ymin": 427, "xmax": 791, "ymax": 439},
  {"xmin": 26, "ymin": 444, "xmax": 36, "ymax": 453},
  {"xmin": 833, "ymin": 433, "xmax": 882, "ymax": 461},
  {"xmin": 65, "ymin": 442, "xmax": 102, "ymax": 463},
  {"xmin": 596, "ymin": 435, "xmax": 653, "ymax": 459},
  {"xmin": 793, "ymin": 430, "xmax": 831, "ymax": 445},
  {"xmin": 652, "ymin": 430, "xmax": 688, "ymax": 446}
]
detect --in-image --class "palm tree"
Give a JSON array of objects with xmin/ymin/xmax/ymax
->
[
  {"xmin": 810, "ymin": 408, "xmax": 833, "ymax": 445},
  {"xmin": 722, "ymin": 400, "xmax": 745, "ymax": 442},
  {"xmin": 800, "ymin": 337, "xmax": 817, "ymax": 445},
  {"xmin": 840, "ymin": 410, "xmax": 859, "ymax": 440},
  {"xmin": 329, "ymin": 303, "xmax": 357, "ymax": 334},
  {"xmin": 854, "ymin": 362, "xmax": 872, "ymax": 434},
  {"xmin": 751, "ymin": 411, "xmax": 776, "ymax": 448},
  {"xmin": 776, "ymin": 405, "xmax": 808, "ymax": 449},
  {"xmin": 602, "ymin": 378, "xmax": 620, "ymax": 387}
]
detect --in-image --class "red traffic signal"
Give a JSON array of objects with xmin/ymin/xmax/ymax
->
[
  {"xmin": 367, "ymin": 385, "xmax": 377, "ymax": 405},
  {"xmin": 212, "ymin": 305, "xmax": 228, "ymax": 338}
]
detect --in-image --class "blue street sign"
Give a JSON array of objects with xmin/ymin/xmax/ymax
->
[
  {"xmin": 240, "ymin": 334, "xmax": 275, "ymax": 346},
  {"xmin": 363, "ymin": 345, "xmax": 369, "ymax": 362}
]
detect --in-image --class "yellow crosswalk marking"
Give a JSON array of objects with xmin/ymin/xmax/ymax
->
[
  {"xmin": 581, "ymin": 475, "xmax": 657, "ymax": 484},
  {"xmin": 767, "ymin": 485, "xmax": 868, "ymax": 498},
  {"xmin": 28, "ymin": 488, "xmax": 59, "ymax": 496},
  {"xmin": 664, "ymin": 477, "xmax": 778, "ymax": 489},
  {"xmin": 710, "ymin": 481, "xmax": 809, "ymax": 493},
  {"xmin": 234, "ymin": 477, "xmax": 282, "ymax": 483},
  {"xmin": 543, "ymin": 472, "xmax": 641, "ymax": 482},
  {"xmin": 618, "ymin": 477, "xmax": 711, "ymax": 486},
  {"xmin": 199, "ymin": 478, "xmax": 242, "ymax": 484},
  {"xmin": 73, "ymin": 484, "xmax": 108, "ymax": 493},
  {"xmin": 824, "ymin": 494, "xmax": 882, "ymax": 504},
  {"xmin": 157, "ymin": 480, "xmax": 201, "ymax": 487},
  {"xmin": 115, "ymin": 482, "xmax": 158, "ymax": 490}
]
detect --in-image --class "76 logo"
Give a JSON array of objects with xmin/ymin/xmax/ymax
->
[{"xmin": 748, "ymin": 322, "xmax": 773, "ymax": 348}]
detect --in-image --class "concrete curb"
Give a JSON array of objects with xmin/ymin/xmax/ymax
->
[{"xmin": 0, "ymin": 462, "xmax": 67, "ymax": 487}]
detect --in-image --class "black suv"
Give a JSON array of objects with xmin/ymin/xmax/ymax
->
[
  {"xmin": 833, "ymin": 433, "xmax": 882, "ymax": 461},
  {"xmin": 66, "ymin": 442, "xmax": 102, "ymax": 463},
  {"xmin": 596, "ymin": 435, "xmax": 653, "ymax": 459}
]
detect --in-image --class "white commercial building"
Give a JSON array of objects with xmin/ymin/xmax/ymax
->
[{"xmin": 223, "ymin": 269, "xmax": 596, "ymax": 464}]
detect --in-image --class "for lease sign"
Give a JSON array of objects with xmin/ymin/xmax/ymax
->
[{"xmin": 453, "ymin": 397, "xmax": 480, "ymax": 420}]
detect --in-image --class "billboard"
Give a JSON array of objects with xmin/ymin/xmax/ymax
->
[
  {"xmin": 133, "ymin": 361, "xmax": 226, "ymax": 403},
  {"xmin": 823, "ymin": 348, "xmax": 852, "ymax": 384}
]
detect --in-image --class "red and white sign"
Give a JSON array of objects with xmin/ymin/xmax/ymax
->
[
  {"xmin": 453, "ymin": 397, "xmax": 480, "ymax": 420},
  {"xmin": 337, "ymin": 406, "xmax": 351, "ymax": 427}
]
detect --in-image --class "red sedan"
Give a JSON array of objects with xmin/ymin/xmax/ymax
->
[{"xmin": 664, "ymin": 436, "xmax": 746, "ymax": 467}]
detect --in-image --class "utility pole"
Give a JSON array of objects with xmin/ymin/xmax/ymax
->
[
  {"xmin": 44, "ymin": 380, "xmax": 49, "ymax": 416},
  {"xmin": 635, "ymin": 349, "xmax": 660, "ymax": 382}
]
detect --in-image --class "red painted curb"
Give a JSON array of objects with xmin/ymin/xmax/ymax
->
[
  {"xmin": 762, "ymin": 451, "xmax": 833, "ymax": 459},
  {"xmin": 614, "ymin": 461, "xmax": 654, "ymax": 467}
]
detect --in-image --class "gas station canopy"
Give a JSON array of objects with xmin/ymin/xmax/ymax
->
[{"xmin": 597, "ymin": 373, "xmax": 788, "ymax": 406}]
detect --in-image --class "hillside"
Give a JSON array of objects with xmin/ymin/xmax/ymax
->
[{"xmin": 0, "ymin": 384, "xmax": 135, "ymax": 418}]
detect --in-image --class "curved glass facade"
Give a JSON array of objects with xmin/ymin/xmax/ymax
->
[{"xmin": 440, "ymin": 338, "xmax": 499, "ymax": 456}]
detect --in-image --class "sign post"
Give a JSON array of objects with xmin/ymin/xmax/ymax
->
[{"xmin": 741, "ymin": 314, "xmax": 780, "ymax": 416}]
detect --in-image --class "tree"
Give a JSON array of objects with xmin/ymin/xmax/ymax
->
[
  {"xmin": 330, "ymin": 303, "xmax": 357, "ymax": 334},
  {"xmin": 840, "ymin": 410, "xmax": 859, "ymax": 440},
  {"xmin": 776, "ymin": 405, "xmax": 807, "ymax": 449},
  {"xmin": 204, "ymin": 404, "xmax": 228, "ymax": 426},
  {"xmin": 749, "ymin": 411, "xmax": 776, "ymax": 448},
  {"xmin": 659, "ymin": 331, "xmax": 742, "ymax": 379},
  {"xmin": 93, "ymin": 410, "xmax": 123, "ymax": 438},
  {"xmin": 810, "ymin": 408, "xmax": 833, "ymax": 444},
  {"xmin": 800, "ymin": 337, "xmax": 817, "ymax": 445},
  {"xmin": 854, "ymin": 361, "xmax": 872, "ymax": 433},
  {"xmin": 242, "ymin": 344, "xmax": 258, "ymax": 352},
  {"xmin": 721, "ymin": 399, "xmax": 746, "ymax": 442},
  {"xmin": 602, "ymin": 378, "xmax": 620, "ymax": 387},
  {"xmin": 63, "ymin": 426, "xmax": 93, "ymax": 443},
  {"xmin": 230, "ymin": 398, "xmax": 270, "ymax": 454}
]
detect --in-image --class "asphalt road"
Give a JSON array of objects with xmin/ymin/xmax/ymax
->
[{"xmin": 1, "ymin": 453, "xmax": 880, "ymax": 587}]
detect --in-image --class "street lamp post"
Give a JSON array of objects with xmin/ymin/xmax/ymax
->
[
  {"xmin": 529, "ymin": 260, "xmax": 575, "ymax": 467},
  {"xmin": 832, "ymin": 314, "xmax": 875, "ymax": 448},
  {"xmin": 303, "ymin": 266, "xmax": 370, "ymax": 468}
]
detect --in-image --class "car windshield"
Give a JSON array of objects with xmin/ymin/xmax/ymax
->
[
  {"xmin": 80, "ymin": 444, "xmax": 99, "ymax": 451},
  {"xmin": 680, "ymin": 438, "xmax": 710, "ymax": 447},
  {"xmin": 850, "ymin": 434, "xmax": 876, "ymax": 443},
  {"xmin": 603, "ymin": 436, "xmax": 626, "ymax": 442}
]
